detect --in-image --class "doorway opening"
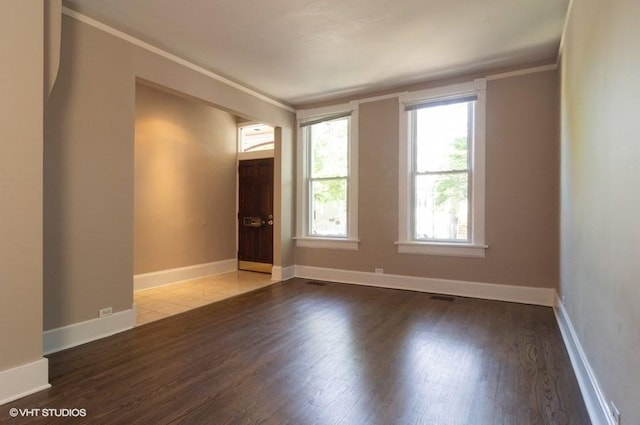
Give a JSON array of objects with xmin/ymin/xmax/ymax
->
[
  {"xmin": 133, "ymin": 83, "xmax": 278, "ymax": 326},
  {"xmin": 237, "ymin": 123, "xmax": 275, "ymax": 274}
]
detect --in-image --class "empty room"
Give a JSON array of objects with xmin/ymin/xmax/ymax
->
[{"xmin": 1, "ymin": 1, "xmax": 638, "ymax": 424}]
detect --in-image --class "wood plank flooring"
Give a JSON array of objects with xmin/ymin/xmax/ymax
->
[{"xmin": 1, "ymin": 279, "xmax": 590, "ymax": 425}]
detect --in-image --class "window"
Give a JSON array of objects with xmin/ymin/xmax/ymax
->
[
  {"xmin": 296, "ymin": 102, "xmax": 359, "ymax": 250},
  {"xmin": 238, "ymin": 123, "xmax": 275, "ymax": 161},
  {"xmin": 397, "ymin": 79, "xmax": 487, "ymax": 257}
]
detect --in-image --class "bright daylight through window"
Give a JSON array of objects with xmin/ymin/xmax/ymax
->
[
  {"xmin": 308, "ymin": 117, "xmax": 349, "ymax": 236},
  {"xmin": 398, "ymin": 79, "xmax": 487, "ymax": 257},
  {"xmin": 296, "ymin": 102, "xmax": 359, "ymax": 250},
  {"xmin": 412, "ymin": 99, "xmax": 472, "ymax": 241}
]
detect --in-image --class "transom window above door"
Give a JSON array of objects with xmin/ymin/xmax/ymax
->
[{"xmin": 239, "ymin": 123, "xmax": 274, "ymax": 153}]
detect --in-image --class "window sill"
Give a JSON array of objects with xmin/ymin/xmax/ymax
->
[
  {"xmin": 395, "ymin": 241, "xmax": 487, "ymax": 258},
  {"xmin": 295, "ymin": 237, "xmax": 360, "ymax": 251}
]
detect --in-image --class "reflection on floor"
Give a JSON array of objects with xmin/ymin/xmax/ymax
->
[{"xmin": 134, "ymin": 271, "xmax": 276, "ymax": 326}]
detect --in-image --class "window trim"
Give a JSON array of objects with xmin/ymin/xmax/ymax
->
[
  {"xmin": 397, "ymin": 79, "xmax": 487, "ymax": 257},
  {"xmin": 295, "ymin": 101, "xmax": 359, "ymax": 250}
]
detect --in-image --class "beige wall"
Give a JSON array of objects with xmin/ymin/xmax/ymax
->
[
  {"xmin": 274, "ymin": 126, "xmax": 296, "ymax": 267},
  {"xmin": 43, "ymin": 15, "xmax": 295, "ymax": 331},
  {"xmin": 0, "ymin": 1, "xmax": 44, "ymax": 371},
  {"xmin": 44, "ymin": 16, "xmax": 135, "ymax": 330},
  {"xmin": 134, "ymin": 83, "xmax": 237, "ymax": 274},
  {"xmin": 44, "ymin": 0, "xmax": 62, "ymax": 100},
  {"xmin": 296, "ymin": 70, "xmax": 559, "ymax": 289},
  {"xmin": 560, "ymin": 0, "xmax": 640, "ymax": 422}
]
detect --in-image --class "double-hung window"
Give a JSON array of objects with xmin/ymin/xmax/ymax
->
[
  {"xmin": 296, "ymin": 102, "xmax": 359, "ymax": 250},
  {"xmin": 397, "ymin": 79, "xmax": 487, "ymax": 257}
]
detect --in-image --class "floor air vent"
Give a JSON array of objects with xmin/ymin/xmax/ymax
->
[
  {"xmin": 431, "ymin": 295, "xmax": 455, "ymax": 302},
  {"xmin": 305, "ymin": 280, "xmax": 326, "ymax": 286}
]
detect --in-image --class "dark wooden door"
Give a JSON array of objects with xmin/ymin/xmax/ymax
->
[{"xmin": 238, "ymin": 158, "xmax": 274, "ymax": 269}]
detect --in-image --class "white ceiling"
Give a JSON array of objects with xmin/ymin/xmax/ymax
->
[{"xmin": 64, "ymin": 0, "xmax": 569, "ymax": 107}]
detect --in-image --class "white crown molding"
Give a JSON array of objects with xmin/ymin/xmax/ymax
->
[
  {"xmin": 296, "ymin": 63, "xmax": 557, "ymax": 112},
  {"xmin": 61, "ymin": 7, "xmax": 562, "ymax": 113},
  {"xmin": 134, "ymin": 259, "xmax": 237, "ymax": 291},
  {"xmin": 294, "ymin": 265, "xmax": 555, "ymax": 306},
  {"xmin": 61, "ymin": 7, "xmax": 295, "ymax": 113},
  {"xmin": 554, "ymin": 295, "xmax": 615, "ymax": 425},
  {"xmin": 486, "ymin": 64, "xmax": 558, "ymax": 81},
  {"xmin": 43, "ymin": 307, "xmax": 136, "ymax": 355},
  {"xmin": 0, "ymin": 358, "xmax": 50, "ymax": 406},
  {"xmin": 357, "ymin": 92, "xmax": 405, "ymax": 104},
  {"xmin": 557, "ymin": 0, "xmax": 576, "ymax": 62}
]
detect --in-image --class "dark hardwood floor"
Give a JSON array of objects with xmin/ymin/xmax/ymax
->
[{"xmin": 1, "ymin": 279, "xmax": 590, "ymax": 425}]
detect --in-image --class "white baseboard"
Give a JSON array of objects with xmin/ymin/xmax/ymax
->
[
  {"xmin": 43, "ymin": 307, "xmax": 136, "ymax": 355},
  {"xmin": 134, "ymin": 258, "xmax": 237, "ymax": 291},
  {"xmin": 294, "ymin": 265, "xmax": 555, "ymax": 306},
  {"xmin": 272, "ymin": 265, "xmax": 296, "ymax": 282},
  {"xmin": 554, "ymin": 295, "xmax": 614, "ymax": 425},
  {"xmin": 282, "ymin": 266, "xmax": 296, "ymax": 281},
  {"xmin": 271, "ymin": 266, "xmax": 282, "ymax": 281},
  {"xmin": 0, "ymin": 358, "xmax": 50, "ymax": 406}
]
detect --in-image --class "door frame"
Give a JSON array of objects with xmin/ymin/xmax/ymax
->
[{"xmin": 236, "ymin": 123, "xmax": 276, "ymax": 275}]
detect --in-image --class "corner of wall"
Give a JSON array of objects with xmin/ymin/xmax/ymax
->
[{"xmin": 0, "ymin": 359, "xmax": 51, "ymax": 406}]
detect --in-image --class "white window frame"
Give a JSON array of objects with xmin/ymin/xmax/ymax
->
[
  {"xmin": 295, "ymin": 101, "xmax": 359, "ymax": 250},
  {"xmin": 397, "ymin": 79, "xmax": 488, "ymax": 258}
]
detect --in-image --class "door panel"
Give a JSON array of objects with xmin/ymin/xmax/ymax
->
[{"xmin": 238, "ymin": 158, "xmax": 274, "ymax": 269}]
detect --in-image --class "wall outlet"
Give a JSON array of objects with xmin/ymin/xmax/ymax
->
[
  {"xmin": 561, "ymin": 295, "xmax": 566, "ymax": 305},
  {"xmin": 99, "ymin": 307, "xmax": 113, "ymax": 318},
  {"xmin": 610, "ymin": 401, "xmax": 621, "ymax": 425},
  {"xmin": 374, "ymin": 268, "xmax": 384, "ymax": 274}
]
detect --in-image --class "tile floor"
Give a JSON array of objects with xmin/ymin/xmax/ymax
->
[{"xmin": 134, "ymin": 271, "xmax": 276, "ymax": 326}]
